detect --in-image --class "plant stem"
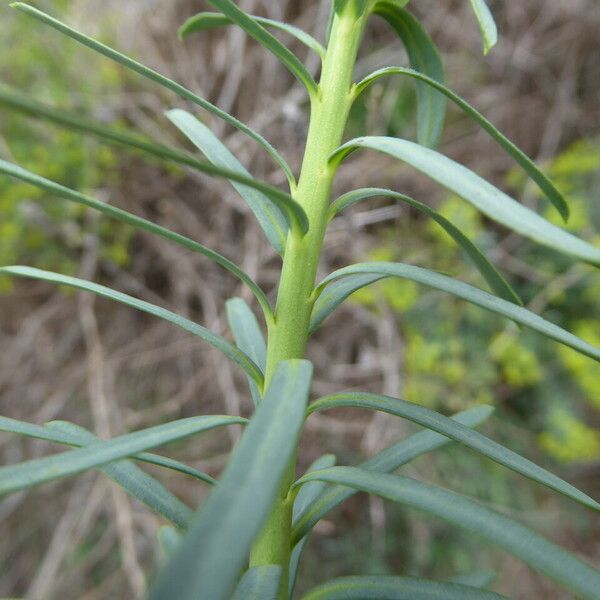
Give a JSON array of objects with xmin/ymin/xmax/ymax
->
[{"xmin": 249, "ymin": 5, "xmax": 369, "ymax": 596}]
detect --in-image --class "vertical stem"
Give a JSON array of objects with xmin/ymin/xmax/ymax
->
[{"xmin": 249, "ymin": 4, "xmax": 369, "ymax": 596}]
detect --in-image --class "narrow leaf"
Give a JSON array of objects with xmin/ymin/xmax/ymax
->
[
  {"xmin": 226, "ymin": 297, "xmax": 267, "ymax": 405},
  {"xmin": 449, "ymin": 570, "xmax": 497, "ymax": 589},
  {"xmin": 295, "ymin": 468, "xmax": 600, "ymax": 600},
  {"xmin": 166, "ymin": 109, "xmax": 290, "ymax": 254},
  {"xmin": 331, "ymin": 137, "xmax": 600, "ymax": 264},
  {"xmin": 9, "ymin": 2, "xmax": 296, "ymax": 187},
  {"xmin": 205, "ymin": 0, "xmax": 317, "ymax": 94},
  {"xmin": 308, "ymin": 393, "xmax": 600, "ymax": 512},
  {"xmin": 0, "ymin": 415, "xmax": 215, "ymax": 485},
  {"xmin": 312, "ymin": 262, "xmax": 600, "ymax": 362},
  {"xmin": 292, "ymin": 405, "xmax": 493, "ymax": 543},
  {"xmin": 149, "ymin": 360, "xmax": 313, "ymax": 600},
  {"xmin": 0, "ymin": 415, "xmax": 245, "ymax": 497},
  {"xmin": 289, "ymin": 454, "xmax": 337, "ymax": 598},
  {"xmin": 371, "ymin": 3, "xmax": 445, "ymax": 147},
  {"xmin": 331, "ymin": 187, "xmax": 521, "ymax": 304},
  {"xmin": 232, "ymin": 566, "xmax": 282, "ymax": 600},
  {"xmin": 0, "ymin": 159, "xmax": 274, "ymax": 322},
  {"xmin": 469, "ymin": 0, "xmax": 498, "ymax": 55},
  {"xmin": 0, "ymin": 266, "xmax": 264, "ymax": 384},
  {"xmin": 159, "ymin": 526, "xmax": 183, "ymax": 557},
  {"xmin": 48, "ymin": 422, "xmax": 193, "ymax": 529},
  {"xmin": 353, "ymin": 67, "xmax": 569, "ymax": 221},
  {"xmin": 299, "ymin": 575, "xmax": 508, "ymax": 599},
  {"xmin": 179, "ymin": 13, "xmax": 326, "ymax": 60}
]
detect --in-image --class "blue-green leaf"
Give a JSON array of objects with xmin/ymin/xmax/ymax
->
[
  {"xmin": 289, "ymin": 454, "xmax": 337, "ymax": 598},
  {"xmin": 0, "ymin": 159, "xmax": 274, "ymax": 322},
  {"xmin": 0, "ymin": 266, "xmax": 264, "ymax": 385},
  {"xmin": 0, "ymin": 415, "xmax": 245, "ymax": 497},
  {"xmin": 469, "ymin": 0, "xmax": 498, "ymax": 55},
  {"xmin": 159, "ymin": 526, "xmax": 183, "ymax": 557},
  {"xmin": 292, "ymin": 405, "xmax": 493, "ymax": 543},
  {"xmin": 166, "ymin": 109, "xmax": 292, "ymax": 254},
  {"xmin": 299, "ymin": 575, "xmax": 507, "ymax": 599},
  {"xmin": 311, "ymin": 262, "xmax": 600, "ymax": 362},
  {"xmin": 308, "ymin": 393, "xmax": 600, "ymax": 512},
  {"xmin": 331, "ymin": 137, "xmax": 600, "ymax": 264},
  {"xmin": 353, "ymin": 67, "xmax": 569, "ymax": 221},
  {"xmin": 449, "ymin": 570, "xmax": 497, "ymax": 589},
  {"xmin": 232, "ymin": 566, "xmax": 282, "ymax": 600},
  {"xmin": 179, "ymin": 13, "xmax": 325, "ymax": 60},
  {"xmin": 47, "ymin": 422, "xmax": 193, "ymax": 528},
  {"xmin": 0, "ymin": 415, "xmax": 215, "ymax": 485},
  {"xmin": 226, "ymin": 297, "xmax": 267, "ymax": 406},
  {"xmin": 148, "ymin": 360, "xmax": 313, "ymax": 600},
  {"xmin": 9, "ymin": 2, "xmax": 295, "ymax": 187},
  {"xmin": 371, "ymin": 3, "xmax": 445, "ymax": 147},
  {"xmin": 205, "ymin": 0, "xmax": 317, "ymax": 95},
  {"xmin": 331, "ymin": 187, "xmax": 520, "ymax": 304},
  {"xmin": 295, "ymin": 468, "xmax": 600, "ymax": 600}
]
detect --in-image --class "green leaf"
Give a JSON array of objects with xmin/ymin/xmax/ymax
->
[
  {"xmin": 331, "ymin": 187, "xmax": 521, "ymax": 304},
  {"xmin": 371, "ymin": 3, "xmax": 445, "ymax": 148},
  {"xmin": 295, "ymin": 468, "xmax": 600, "ymax": 600},
  {"xmin": 166, "ymin": 109, "xmax": 291, "ymax": 254},
  {"xmin": 331, "ymin": 137, "xmax": 600, "ymax": 264},
  {"xmin": 469, "ymin": 0, "xmax": 498, "ymax": 55},
  {"xmin": 0, "ymin": 266, "xmax": 264, "ymax": 384},
  {"xmin": 449, "ymin": 570, "xmax": 497, "ymax": 589},
  {"xmin": 0, "ymin": 415, "xmax": 245, "ymax": 498},
  {"xmin": 205, "ymin": 0, "xmax": 317, "ymax": 95},
  {"xmin": 226, "ymin": 297, "xmax": 267, "ymax": 406},
  {"xmin": 232, "ymin": 566, "xmax": 282, "ymax": 600},
  {"xmin": 299, "ymin": 575, "xmax": 508, "ymax": 599},
  {"xmin": 159, "ymin": 526, "xmax": 183, "ymax": 557},
  {"xmin": 353, "ymin": 67, "xmax": 569, "ymax": 221},
  {"xmin": 179, "ymin": 13, "xmax": 326, "ymax": 60},
  {"xmin": 0, "ymin": 415, "xmax": 215, "ymax": 485},
  {"xmin": 0, "ymin": 159, "xmax": 274, "ymax": 323},
  {"xmin": 47, "ymin": 422, "xmax": 193, "ymax": 529},
  {"xmin": 292, "ymin": 405, "xmax": 493, "ymax": 543},
  {"xmin": 289, "ymin": 454, "xmax": 337, "ymax": 598},
  {"xmin": 311, "ymin": 262, "xmax": 600, "ymax": 362},
  {"xmin": 9, "ymin": 2, "xmax": 296, "ymax": 187},
  {"xmin": 149, "ymin": 360, "xmax": 313, "ymax": 600},
  {"xmin": 308, "ymin": 393, "xmax": 600, "ymax": 512}
]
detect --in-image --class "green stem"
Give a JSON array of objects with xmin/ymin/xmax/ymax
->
[{"xmin": 249, "ymin": 5, "xmax": 369, "ymax": 597}]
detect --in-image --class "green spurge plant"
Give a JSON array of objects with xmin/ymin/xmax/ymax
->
[{"xmin": 1, "ymin": 1, "xmax": 599, "ymax": 598}]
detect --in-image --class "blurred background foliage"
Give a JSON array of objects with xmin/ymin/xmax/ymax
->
[{"xmin": 0, "ymin": 1, "xmax": 598, "ymax": 598}]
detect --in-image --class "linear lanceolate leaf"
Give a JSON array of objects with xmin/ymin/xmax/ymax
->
[
  {"xmin": 0, "ymin": 159, "xmax": 274, "ymax": 322},
  {"xmin": 226, "ymin": 297, "xmax": 267, "ymax": 406},
  {"xmin": 449, "ymin": 570, "xmax": 497, "ymax": 589},
  {"xmin": 292, "ymin": 405, "xmax": 493, "ymax": 543},
  {"xmin": 0, "ymin": 415, "xmax": 215, "ymax": 485},
  {"xmin": 179, "ymin": 13, "xmax": 326, "ymax": 60},
  {"xmin": 295, "ymin": 468, "xmax": 600, "ymax": 600},
  {"xmin": 308, "ymin": 393, "xmax": 600, "ymax": 512},
  {"xmin": 149, "ymin": 360, "xmax": 313, "ymax": 600},
  {"xmin": 311, "ymin": 262, "xmax": 600, "ymax": 362},
  {"xmin": 289, "ymin": 454, "xmax": 337, "ymax": 598},
  {"xmin": 469, "ymin": 0, "xmax": 498, "ymax": 55},
  {"xmin": 331, "ymin": 137, "xmax": 600, "ymax": 264},
  {"xmin": 167, "ymin": 109, "xmax": 291, "ymax": 254},
  {"xmin": 48, "ymin": 422, "xmax": 193, "ymax": 529},
  {"xmin": 353, "ymin": 67, "xmax": 569, "ymax": 220},
  {"xmin": 232, "ymin": 566, "xmax": 282, "ymax": 600},
  {"xmin": 0, "ymin": 415, "xmax": 245, "ymax": 498},
  {"xmin": 371, "ymin": 3, "xmax": 445, "ymax": 148},
  {"xmin": 9, "ymin": 2, "xmax": 296, "ymax": 187},
  {"xmin": 0, "ymin": 266, "xmax": 264, "ymax": 384},
  {"xmin": 331, "ymin": 187, "xmax": 521, "ymax": 303},
  {"xmin": 205, "ymin": 0, "xmax": 317, "ymax": 95},
  {"xmin": 299, "ymin": 576, "xmax": 507, "ymax": 599}
]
